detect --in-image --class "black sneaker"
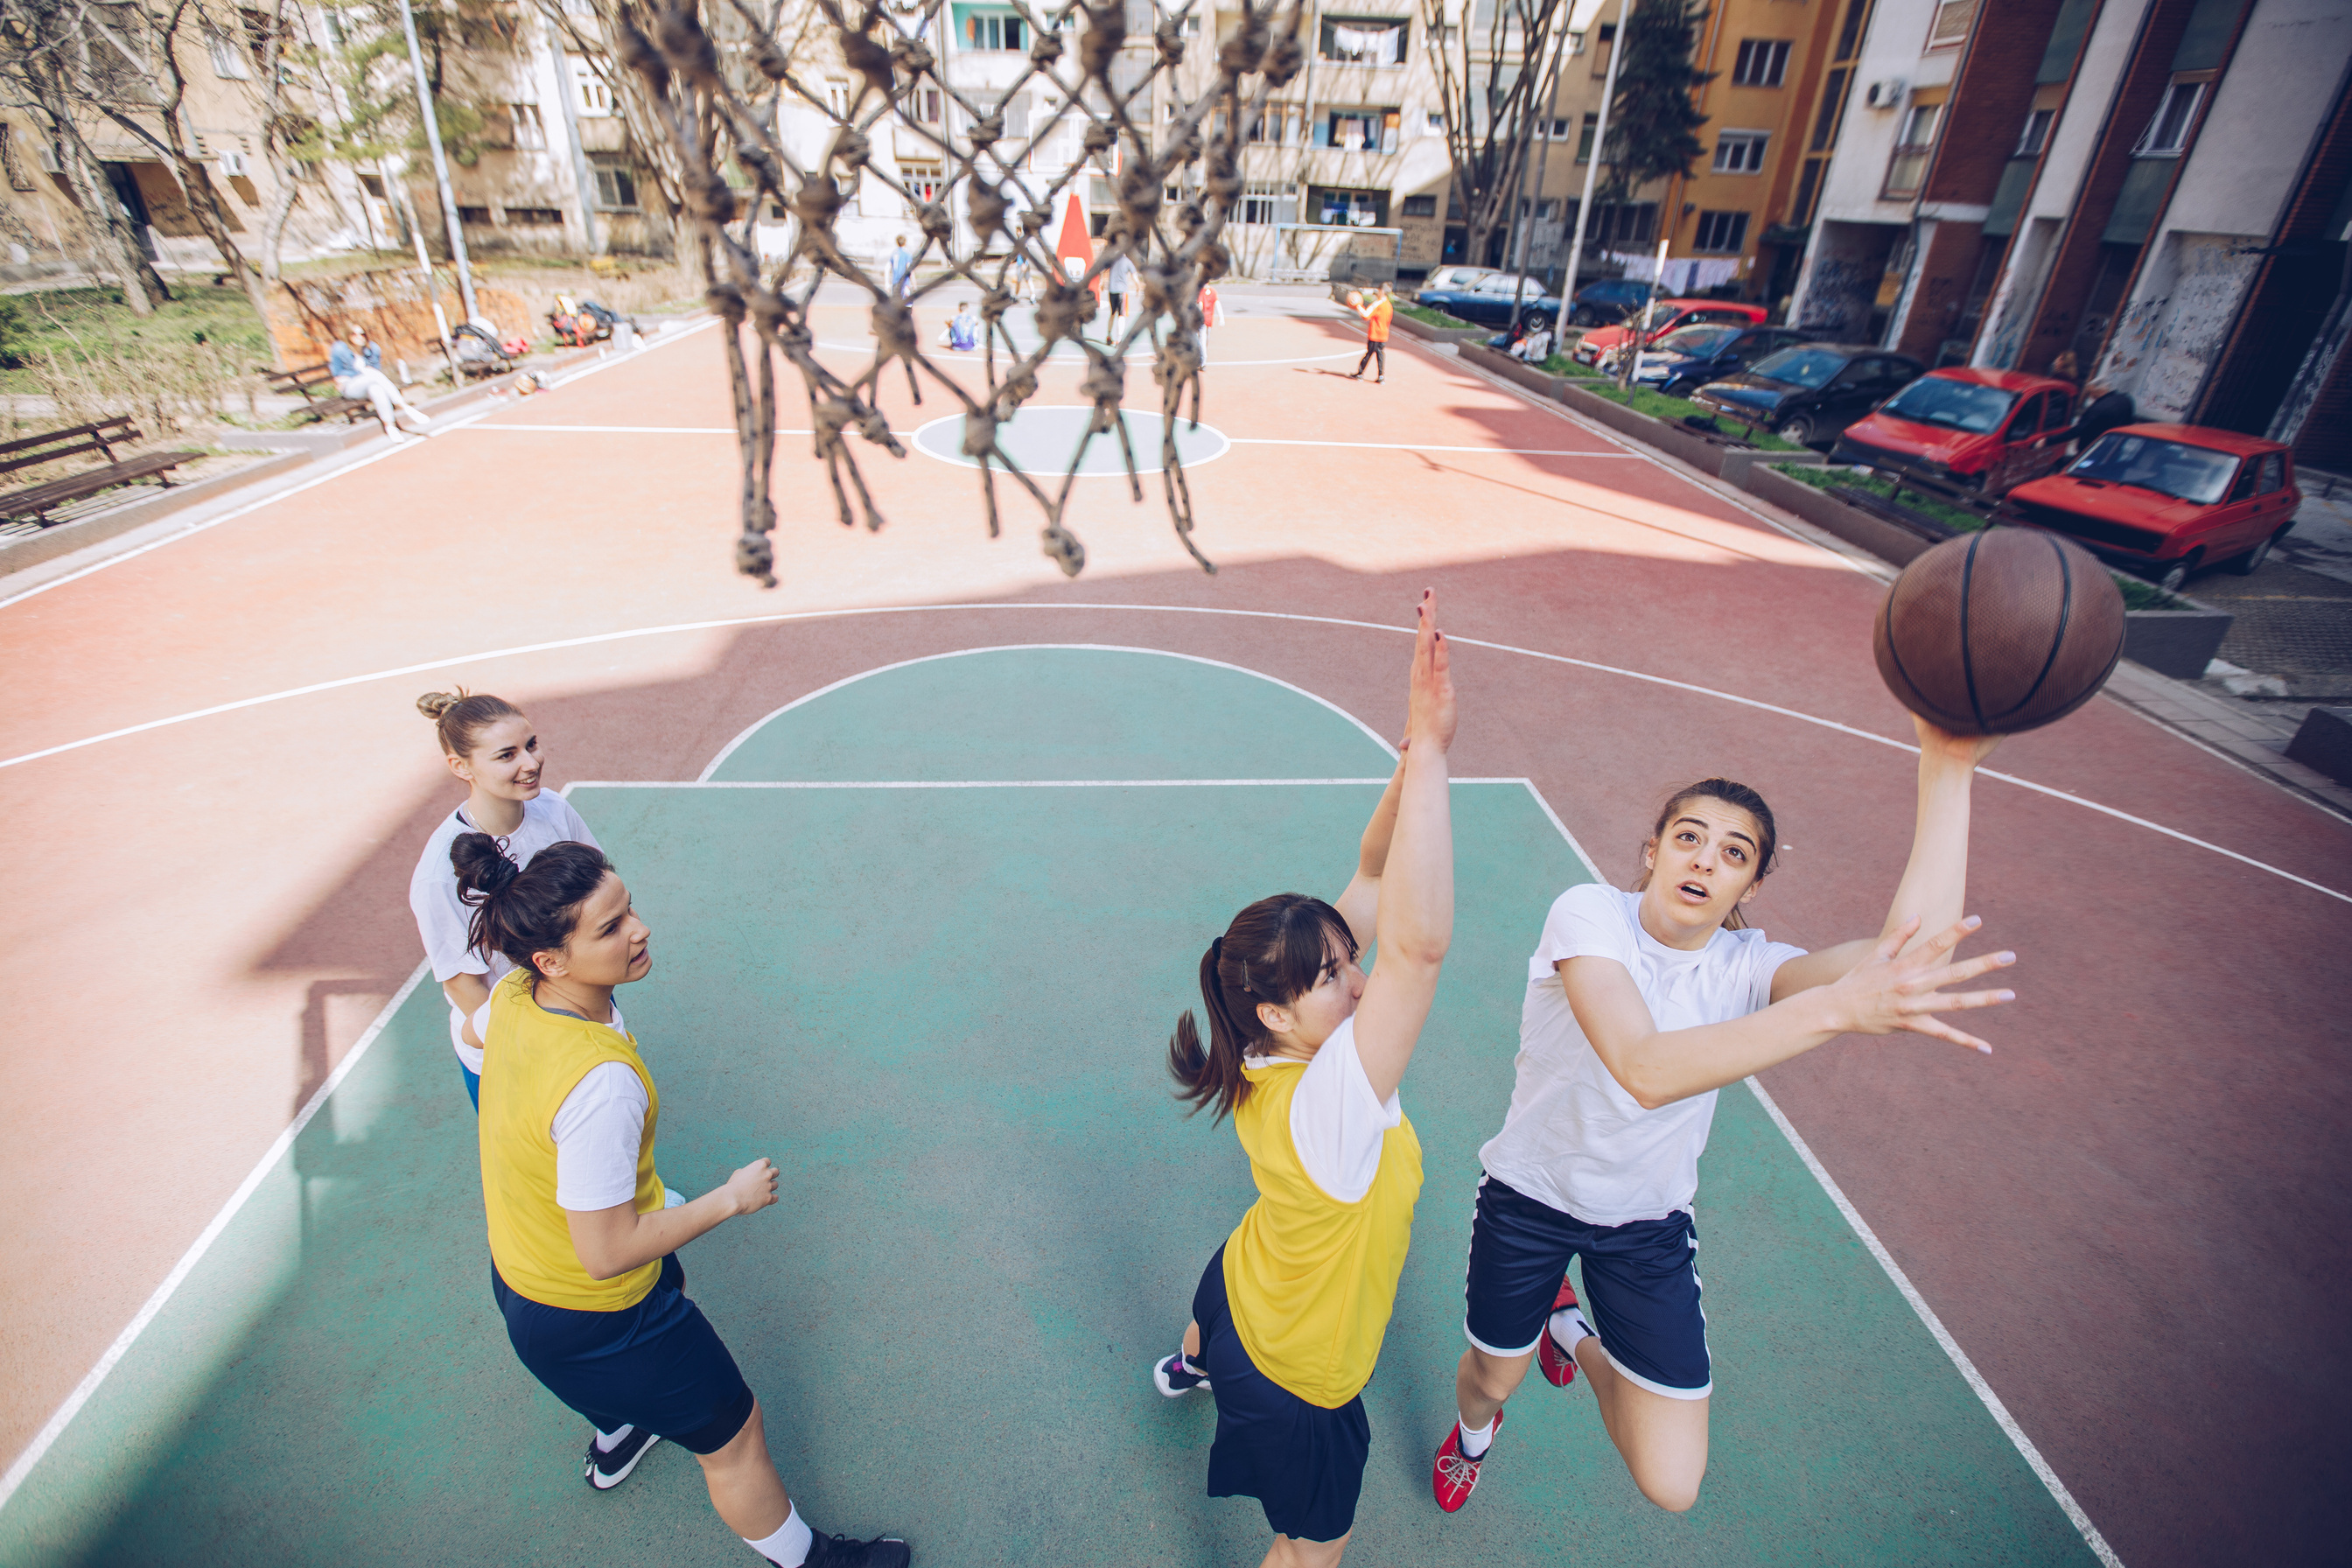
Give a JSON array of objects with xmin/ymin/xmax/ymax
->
[
  {"xmin": 582, "ymin": 1425, "xmax": 661, "ymax": 1490},
  {"xmin": 802, "ymin": 1531, "xmax": 911, "ymax": 1567}
]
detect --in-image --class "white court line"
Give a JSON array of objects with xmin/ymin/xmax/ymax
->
[
  {"xmin": 0, "ymin": 318, "xmax": 724, "ymax": 612},
  {"xmin": 697, "ymin": 642, "xmax": 1397, "ymax": 780},
  {"xmin": 0, "ymin": 961, "xmax": 433, "ymax": 1514},
  {"xmin": 578, "ymin": 777, "xmax": 1413, "ymax": 788},
  {"xmin": 1743, "ymin": 1079, "xmax": 2126, "ymax": 1567},
  {"xmin": 0, "ymin": 601, "xmax": 2342, "ymax": 905},
  {"xmin": 458, "ymin": 424, "xmax": 1639, "ymax": 459},
  {"xmin": 1506, "ymin": 775, "xmax": 2125, "ymax": 1566},
  {"xmin": 468, "ymin": 423, "xmax": 739, "ymax": 434}
]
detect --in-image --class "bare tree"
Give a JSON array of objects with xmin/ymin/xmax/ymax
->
[
  {"xmin": 524, "ymin": 0, "xmax": 704, "ymax": 252},
  {"xmin": 1419, "ymin": 0, "xmax": 1564, "ymax": 273},
  {"xmin": 0, "ymin": 0, "xmax": 173, "ymax": 311}
]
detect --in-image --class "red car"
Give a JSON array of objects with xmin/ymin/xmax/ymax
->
[
  {"xmin": 1831, "ymin": 368, "xmax": 2078, "ymax": 495},
  {"xmin": 2002, "ymin": 424, "xmax": 2300, "ymax": 592},
  {"xmin": 1572, "ymin": 298, "xmax": 1768, "ymax": 366}
]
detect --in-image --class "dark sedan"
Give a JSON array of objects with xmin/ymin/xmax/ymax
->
[
  {"xmin": 1690, "ymin": 344, "xmax": 1927, "ymax": 448},
  {"xmin": 1567, "ymin": 277, "xmax": 1658, "ymax": 326},
  {"xmin": 1415, "ymin": 274, "xmax": 1565, "ymax": 329},
  {"xmin": 1633, "ymin": 324, "xmax": 1816, "ymax": 400}
]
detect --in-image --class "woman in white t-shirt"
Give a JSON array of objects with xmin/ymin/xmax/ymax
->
[
  {"xmin": 408, "ymin": 689, "xmax": 599, "ymax": 1107},
  {"xmin": 1429, "ymin": 720, "xmax": 2018, "ymax": 1517},
  {"xmin": 1152, "ymin": 592, "xmax": 1455, "ymax": 1568}
]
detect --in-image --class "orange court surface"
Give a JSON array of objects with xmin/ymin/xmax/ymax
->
[{"xmin": 2, "ymin": 287, "xmax": 2348, "ymax": 1566}]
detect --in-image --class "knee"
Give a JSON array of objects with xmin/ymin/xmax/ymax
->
[
  {"xmin": 1460, "ymin": 1347, "xmax": 1528, "ymax": 1404},
  {"xmin": 1630, "ymin": 1457, "xmax": 1704, "ymax": 1514}
]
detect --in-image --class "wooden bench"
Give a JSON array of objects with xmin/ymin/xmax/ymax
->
[
  {"xmin": 0, "ymin": 417, "xmax": 202, "ymax": 526},
  {"xmin": 263, "ymin": 362, "xmax": 372, "ymax": 425}
]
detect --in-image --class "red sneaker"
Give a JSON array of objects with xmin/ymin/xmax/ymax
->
[
  {"xmin": 1536, "ymin": 1276, "xmax": 1583, "ymax": 1388},
  {"xmin": 1431, "ymin": 1407, "xmax": 1503, "ymax": 1513}
]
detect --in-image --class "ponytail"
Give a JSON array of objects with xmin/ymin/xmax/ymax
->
[
  {"xmin": 1168, "ymin": 894, "xmax": 1356, "ymax": 1122},
  {"xmin": 451, "ymin": 834, "xmax": 612, "ymax": 979},
  {"xmin": 418, "ymin": 688, "xmax": 525, "ymax": 759}
]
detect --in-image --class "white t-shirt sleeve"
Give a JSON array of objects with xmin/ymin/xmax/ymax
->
[
  {"xmin": 1284, "ymin": 1016, "xmax": 1404, "ymax": 1205},
  {"xmin": 1738, "ymin": 930, "xmax": 1810, "ymax": 1012},
  {"xmin": 550, "ymin": 794, "xmax": 601, "ymax": 851},
  {"xmin": 410, "ymin": 822, "xmax": 491, "ymax": 983},
  {"xmin": 552, "ymin": 1061, "xmax": 649, "ymax": 1211},
  {"xmin": 1529, "ymin": 882, "xmax": 1638, "ymax": 978}
]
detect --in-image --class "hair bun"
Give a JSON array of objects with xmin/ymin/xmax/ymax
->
[
  {"xmin": 450, "ymin": 831, "xmax": 521, "ymax": 901},
  {"xmin": 416, "ymin": 689, "xmax": 468, "ymax": 721}
]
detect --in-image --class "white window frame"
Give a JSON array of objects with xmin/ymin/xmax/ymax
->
[
  {"xmin": 1712, "ymin": 130, "xmax": 1769, "ymax": 174},
  {"xmin": 1927, "ymin": 0, "xmax": 1978, "ymax": 50},
  {"xmin": 509, "ymin": 102, "xmax": 546, "ymax": 150},
  {"xmin": 2133, "ymin": 80, "xmax": 2205, "ymax": 157},
  {"xmin": 207, "ymin": 27, "xmax": 251, "ymax": 79},
  {"xmin": 1693, "ymin": 210, "xmax": 1750, "ymax": 253},
  {"xmin": 571, "ymin": 57, "xmax": 613, "ymax": 116},
  {"xmin": 2015, "ymin": 108, "xmax": 2053, "ymax": 157}
]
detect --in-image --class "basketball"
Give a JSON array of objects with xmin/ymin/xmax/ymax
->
[
  {"xmin": 1873, "ymin": 528, "xmax": 2126, "ymax": 735},
  {"xmin": 1347, "ymin": 289, "xmax": 1364, "ymax": 307}
]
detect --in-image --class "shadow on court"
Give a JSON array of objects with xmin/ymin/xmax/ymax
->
[{"xmin": 7, "ymin": 541, "xmax": 2348, "ymax": 1568}]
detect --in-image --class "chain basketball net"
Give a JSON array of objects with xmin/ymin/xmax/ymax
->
[{"xmin": 619, "ymin": 0, "xmax": 1309, "ymax": 585}]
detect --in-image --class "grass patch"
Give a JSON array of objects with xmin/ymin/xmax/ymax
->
[
  {"xmin": 1396, "ymin": 301, "xmax": 1475, "ymax": 330},
  {"xmin": 1562, "ymin": 376, "xmax": 1803, "ymax": 452},
  {"xmin": 0, "ymin": 282, "xmax": 272, "ymax": 397}
]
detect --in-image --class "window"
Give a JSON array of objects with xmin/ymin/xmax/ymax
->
[
  {"xmin": 1322, "ymin": 109, "xmax": 1399, "ymax": 153},
  {"xmin": 2255, "ymin": 452, "xmax": 2286, "ymax": 494},
  {"xmin": 1884, "ymin": 102, "xmax": 1941, "ymax": 195},
  {"xmin": 1311, "ymin": 186, "xmax": 1388, "ymax": 227},
  {"xmin": 1713, "ymin": 130, "xmax": 1768, "ymax": 173},
  {"xmin": 1880, "ymin": 375, "xmax": 2016, "ymax": 431},
  {"xmin": 1319, "ymin": 17, "xmax": 1408, "ymax": 65},
  {"xmin": 591, "ymin": 157, "xmax": 638, "ymax": 209},
  {"xmin": 1402, "ymin": 193, "xmax": 1437, "ymax": 217},
  {"xmin": 1810, "ymin": 66, "xmax": 1852, "ymax": 151},
  {"xmin": 2015, "ymin": 108, "xmax": 2053, "ymax": 157},
  {"xmin": 1927, "ymin": 0, "xmax": 1978, "ymax": 49},
  {"xmin": 1425, "ymin": 109, "xmax": 1445, "ymax": 134},
  {"xmin": 457, "ymin": 205, "xmax": 494, "ymax": 226},
  {"xmin": 913, "ymin": 88, "xmax": 942, "ymax": 124},
  {"xmin": 1592, "ymin": 21, "xmax": 1617, "ymax": 74},
  {"xmin": 1693, "ymin": 210, "xmax": 1749, "ymax": 252},
  {"xmin": 824, "ymin": 80, "xmax": 851, "ymax": 118},
  {"xmin": 509, "ymin": 103, "xmax": 546, "ymax": 150},
  {"xmin": 207, "ymin": 28, "xmax": 252, "ymax": 79},
  {"xmin": 1, "ymin": 125, "xmax": 34, "ymax": 192},
  {"xmin": 1249, "ymin": 104, "xmax": 1304, "ymax": 144},
  {"xmin": 2134, "ymin": 80, "xmax": 2205, "ymax": 156},
  {"xmin": 506, "ymin": 206, "xmax": 564, "ymax": 226},
  {"xmin": 1569, "ymin": 30, "xmax": 1586, "ymax": 54},
  {"xmin": 901, "ymin": 161, "xmax": 945, "ymax": 204},
  {"xmin": 1240, "ymin": 180, "xmax": 1295, "ymax": 226},
  {"xmin": 572, "ymin": 58, "xmax": 613, "ymax": 116},
  {"xmin": 1542, "ymin": 117, "xmax": 1572, "ymax": 140},
  {"xmin": 1732, "ymin": 39, "xmax": 1789, "ymax": 88},
  {"xmin": 2042, "ymin": 391, "xmax": 2074, "ymax": 431},
  {"xmin": 964, "ymin": 11, "xmax": 1026, "ymax": 52},
  {"xmin": 2009, "ymin": 393, "xmax": 2047, "ymax": 438},
  {"xmin": 1577, "ymin": 112, "xmax": 1599, "ymax": 162}
]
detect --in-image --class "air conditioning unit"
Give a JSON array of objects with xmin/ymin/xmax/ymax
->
[
  {"xmin": 218, "ymin": 149, "xmax": 247, "ymax": 177},
  {"xmin": 1865, "ymin": 80, "xmax": 1908, "ymax": 108}
]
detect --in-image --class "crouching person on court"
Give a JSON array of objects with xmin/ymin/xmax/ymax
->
[{"xmin": 452, "ymin": 835, "xmax": 910, "ymax": 1568}]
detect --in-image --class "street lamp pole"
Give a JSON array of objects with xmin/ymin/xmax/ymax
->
[
  {"xmin": 398, "ymin": 0, "xmax": 479, "ymax": 322},
  {"xmin": 1559, "ymin": 0, "xmax": 1630, "ymax": 329}
]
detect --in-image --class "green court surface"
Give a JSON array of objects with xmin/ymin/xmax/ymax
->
[{"xmin": 0, "ymin": 649, "xmax": 2096, "ymax": 1565}]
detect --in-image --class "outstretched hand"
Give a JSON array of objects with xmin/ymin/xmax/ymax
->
[
  {"xmin": 1914, "ymin": 713, "xmax": 2002, "ymax": 769},
  {"xmin": 1406, "ymin": 590, "xmax": 1456, "ymax": 753},
  {"xmin": 1824, "ymin": 914, "xmax": 2016, "ymax": 1054}
]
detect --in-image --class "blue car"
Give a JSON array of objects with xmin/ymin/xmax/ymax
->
[
  {"xmin": 1414, "ymin": 274, "xmax": 1565, "ymax": 329},
  {"xmin": 1630, "ymin": 324, "xmax": 1816, "ymax": 400},
  {"xmin": 1568, "ymin": 277, "xmax": 1658, "ymax": 326}
]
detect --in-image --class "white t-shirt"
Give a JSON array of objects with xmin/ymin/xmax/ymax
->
[
  {"xmin": 407, "ymin": 793, "xmax": 600, "ymax": 1074},
  {"xmin": 542, "ymin": 1004, "xmax": 647, "ymax": 1212},
  {"xmin": 1245, "ymin": 1014, "xmax": 1403, "ymax": 1205},
  {"xmin": 1479, "ymin": 884, "xmax": 1804, "ymax": 1227}
]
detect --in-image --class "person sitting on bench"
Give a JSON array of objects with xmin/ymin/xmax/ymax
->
[{"xmin": 330, "ymin": 325, "xmax": 430, "ymax": 444}]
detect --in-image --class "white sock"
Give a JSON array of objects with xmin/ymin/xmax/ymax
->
[
  {"xmin": 743, "ymin": 1503, "xmax": 813, "ymax": 1566},
  {"xmin": 1550, "ymin": 1306, "xmax": 1595, "ymax": 1354},
  {"xmin": 593, "ymin": 1423, "xmax": 633, "ymax": 1453},
  {"xmin": 1457, "ymin": 1411, "xmax": 1496, "ymax": 1460}
]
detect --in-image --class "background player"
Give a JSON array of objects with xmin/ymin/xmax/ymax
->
[
  {"xmin": 409, "ymin": 690, "xmax": 598, "ymax": 1107},
  {"xmin": 1432, "ymin": 720, "xmax": 2018, "ymax": 1516}
]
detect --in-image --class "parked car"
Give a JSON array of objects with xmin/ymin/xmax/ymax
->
[
  {"xmin": 2002, "ymin": 424, "xmax": 2301, "ymax": 592},
  {"xmin": 1566, "ymin": 277, "xmax": 1658, "ymax": 326},
  {"xmin": 1690, "ymin": 344, "xmax": 1926, "ymax": 447},
  {"xmin": 1832, "ymin": 368, "xmax": 2080, "ymax": 495},
  {"xmin": 1632, "ymin": 324, "xmax": 1816, "ymax": 399},
  {"xmin": 1418, "ymin": 265, "xmax": 1500, "ymax": 295},
  {"xmin": 1573, "ymin": 298, "xmax": 1769, "ymax": 366},
  {"xmin": 1413, "ymin": 273, "xmax": 1565, "ymax": 329}
]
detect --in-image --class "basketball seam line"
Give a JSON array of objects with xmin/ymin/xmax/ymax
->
[
  {"xmin": 1998, "ymin": 532, "xmax": 2073, "ymax": 724},
  {"xmin": 1960, "ymin": 533, "xmax": 1986, "ymax": 734}
]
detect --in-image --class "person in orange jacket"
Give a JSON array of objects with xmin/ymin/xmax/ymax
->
[{"xmin": 1347, "ymin": 282, "xmax": 1393, "ymax": 383}]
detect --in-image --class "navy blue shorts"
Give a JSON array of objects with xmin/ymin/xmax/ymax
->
[
  {"xmin": 491, "ymin": 1252, "xmax": 757, "ymax": 1453},
  {"xmin": 1462, "ymin": 1175, "xmax": 1712, "ymax": 1399},
  {"xmin": 1194, "ymin": 1245, "xmax": 1370, "ymax": 1544}
]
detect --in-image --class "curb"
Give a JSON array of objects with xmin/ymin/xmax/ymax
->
[{"xmin": 0, "ymin": 451, "xmax": 312, "ymax": 577}]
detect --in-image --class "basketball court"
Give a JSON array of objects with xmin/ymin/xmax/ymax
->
[{"xmin": 2, "ymin": 294, "xmax": 2347, "ymax": 1566}]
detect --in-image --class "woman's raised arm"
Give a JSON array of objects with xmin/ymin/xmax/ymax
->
[{"xmin": 1353, "ymin": 592, "xmax": 1456, "ymax": 1102}]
